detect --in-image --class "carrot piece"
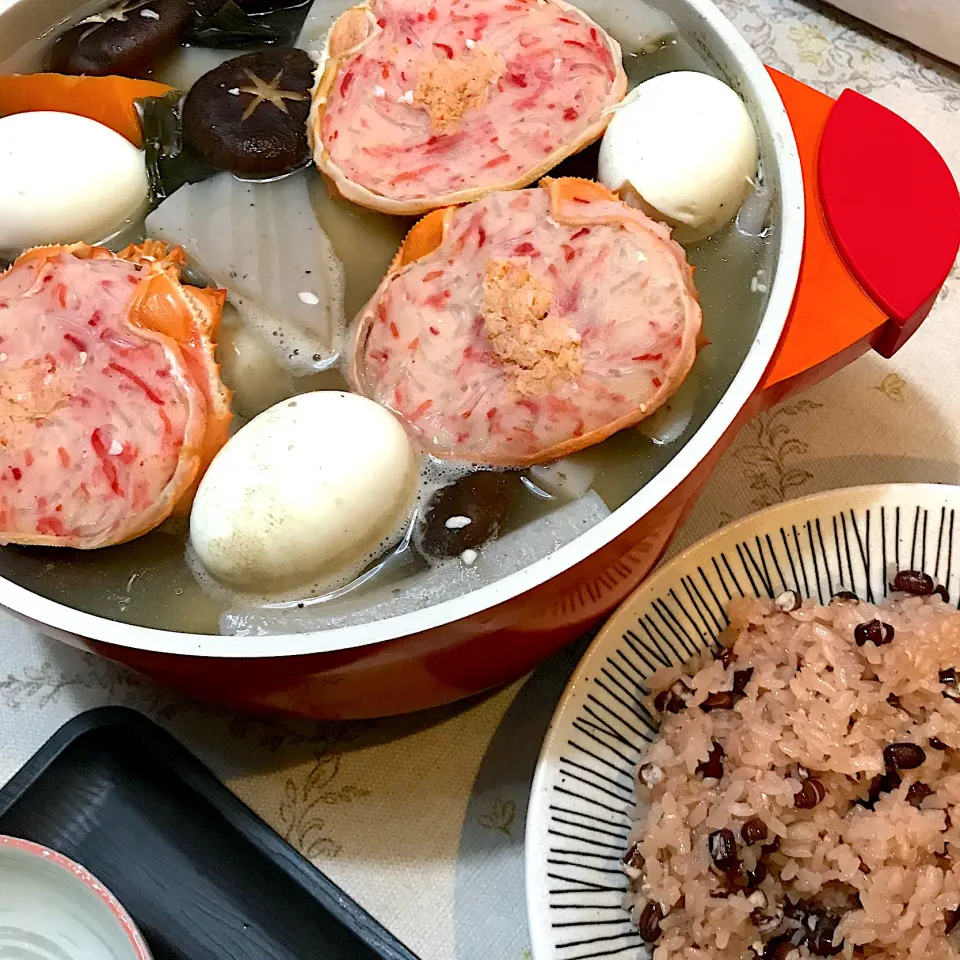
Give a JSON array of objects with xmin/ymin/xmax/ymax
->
[
  {"xmin": 543, "ymin": 176, "xmax": 620, "ymax": 208},
  {"xmin": 121, "ymin": 246, "xmax": 231, "ymax": 512},
  {"xmin": 390, "ymin": 207, "xmax": 454, "ymax": 271},
  {"xmin": 0, "ymin": 74, "xmax": 172, "ymax": 147}
]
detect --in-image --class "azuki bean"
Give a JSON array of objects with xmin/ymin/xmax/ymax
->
[
  {"xmin": 831, "ymin": 591, "xmax": 860, "ymax": 604},
  {"xmin": 717, "ymin": 647, "xmax": 737, "ymax": 668},
  {"xmin": 763, "ymin": 936, "xmax": 797, "ymax": 960},
  {"xmin": 622, "ymin": 842, "xmax": 644, "ymax": 873},
  {"xmin": 854, "ymin": 620, "xmax": 894, "ymax": 646},
  {"xmin": 747, "ymin": 861, "xmax": 768, "ymax": 889},
  {"xmin": 906, "ymin": 782, "xmax": 933, "ymax": 808},
  {"xmin": 696, "ymin": 741, "xmax": 725, "ymax": 779},
  {"xmin": 794, "ymin": 778, "xmax": 826, "ymax": 809},
  {"xmin": 762, "ymin": 835, "xmax": 781, "ymax": 855},
  {"xmin": 774, "ymin": 590, "xmax": 801, "ymax": 612},
  {"xmin": 638, "ymin": 901, "xmax": 663, "ymax": 943},
  {"xmin": 891, "ymin": 570, "xmax": 934, "ymax": 596},
  {"xmin": 654, "ymin": 690, "xmax": 685, "ymax": 714},
  {"xmin": 741, "ymin": 817, "xmax": 769, "ymax": 845},
  {"xmin": 884, "ymin": 742, "xmax": 926, "ymax": 770},
  {"xmin": 707, "ymin": 828, "xmax": 739, "ymax": 872},
  {"xmin": 700, "ymin": 691, "xmax": 736, "ymax": 712}
]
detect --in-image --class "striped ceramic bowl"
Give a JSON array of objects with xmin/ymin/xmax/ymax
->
[{"xmin": 525, "ymin": 483, "xmax": 960, "ymax": 960}]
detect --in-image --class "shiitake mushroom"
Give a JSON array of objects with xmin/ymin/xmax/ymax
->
[
  {"xmin": 182, "ymin": 47, "xmax": 314, "ymax": 179},
  {"xmin": 415, "ymin": 472, "xmax": 521, "ymax": 560},
  {"xmin": 49, "ymin": 0, "xmax": 191, "ymax": 77}
]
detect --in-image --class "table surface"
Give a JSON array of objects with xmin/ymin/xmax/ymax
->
[{"xmin": 2, "ymin": 1, "xmax": 959, "ymax": 958}]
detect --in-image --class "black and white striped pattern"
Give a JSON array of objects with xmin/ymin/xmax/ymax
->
[{"xmin": 526, "ymin": 485, "xmax": 960, "ymax": 960}]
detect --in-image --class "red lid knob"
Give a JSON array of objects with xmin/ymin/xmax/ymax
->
[{"xmin": 819, "ymin": 89, "xmax": 960, "ymax": 357}]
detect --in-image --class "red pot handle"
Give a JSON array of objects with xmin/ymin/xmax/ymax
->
[{"xmin": 760, "ymin": 68, "xmax": 960, "ymax": 394}]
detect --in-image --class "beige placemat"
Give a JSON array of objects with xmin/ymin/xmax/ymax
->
[
  {"xmin": 0, "ymin": 1, "xmax": 957, "ymax": 958},
  {"xmin": 825, "ymin": 0, "xmax": 960, "ymax": 66}
]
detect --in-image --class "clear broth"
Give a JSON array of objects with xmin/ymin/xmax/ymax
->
[{"xmin": 0, "ymin": 1, "xmax": 777, "ymax": 633}]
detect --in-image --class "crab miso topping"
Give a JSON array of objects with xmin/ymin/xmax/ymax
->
[
  {"xmin": 350, "ymin": 178, "xmax": 702, "ymax": 467},
  {"xmin": 0, "ymin": 243, "xmax": 230, "ymax": 549},
  {"xmin": 312, "ymin": 0, "xmax": 627, "ymax": 211}
]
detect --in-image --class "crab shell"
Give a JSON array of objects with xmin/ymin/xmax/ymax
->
[
  {"xmin": 0, "ymin": 241, "xmax": 231, "ymax": 548},
  {"xmin": 308, "ymin": 0, "xmax": 628, "ymax": 216},
  {"xmin": 349, "ymin": 178, "xmax": 701, "ymax": 467}
]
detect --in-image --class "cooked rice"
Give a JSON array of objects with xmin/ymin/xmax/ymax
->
[{"xmin": 627, "ymin": 584, "xmax": 960, "ymax": 960}]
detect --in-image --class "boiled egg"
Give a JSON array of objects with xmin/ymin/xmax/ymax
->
[
  {"xmin": 598, "ymin": 71, "xmax": 759, "ymax": 243},
  {"xmin": 190, "ymin": 391, "xmax": 419, "ymax": 593},
  {"xmin": 0, "ymin": 111, "xmax": 149, "ymax": 258}
]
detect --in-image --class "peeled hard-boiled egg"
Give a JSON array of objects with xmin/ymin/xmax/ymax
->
[
  {"xmin": 0, "ymin": 111, "xmax": 149, "ymax": 257},
  {"xmin": 598, "ymin": 71, "xmax": 759, "ymax": 243},
  {"xmin": 190, "ymin": 391, "xmax": 420, "ymax": 593}
]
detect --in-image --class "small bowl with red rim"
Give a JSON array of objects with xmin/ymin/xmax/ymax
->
[{"xmin": 0, "ymin": 835, "xmax": 152, "ymax": 959}]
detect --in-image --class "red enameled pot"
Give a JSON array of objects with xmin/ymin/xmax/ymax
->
[{"xmin": 0, "ymin": 0, "xmax": 957, "ymax": 718}]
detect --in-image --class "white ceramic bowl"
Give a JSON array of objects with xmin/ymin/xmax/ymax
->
[
  {"xmin": 0, "ymin": 836, "xmax": 152, "ymax": 960},
  {"xmin": 525, "ymin": 483, "xmax": 960, "ymax": 960}
]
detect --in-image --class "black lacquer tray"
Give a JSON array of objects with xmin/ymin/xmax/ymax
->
[{"xmin": 0, "ymin": 707, "xmax": 419, "ymax": 960}]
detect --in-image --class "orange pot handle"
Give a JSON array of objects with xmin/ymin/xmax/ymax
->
[{"xmin": 760, "ymin": 68, "xmax": 960, "ymax": 393}]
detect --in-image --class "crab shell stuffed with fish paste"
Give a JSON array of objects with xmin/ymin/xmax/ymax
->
[
  {"xmin": 349, "ymin": 178, "xmax": 702, "ymax": 467},
  {"xmin": 309, "ymin": 0, "xmax": 628, "ymax": 215},
  {"xmin": 0, "ymin": 241, "xmax": 231, "ymax": 549}
]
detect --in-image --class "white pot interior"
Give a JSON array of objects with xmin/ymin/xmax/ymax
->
[{"xmin": 0, "ymin": 0, "xmax": 804, "ymax": 657}]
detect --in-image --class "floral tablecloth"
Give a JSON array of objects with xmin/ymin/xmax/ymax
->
[{"xmin": 1, "ymin": 1, "xmax": 959, "ymax": 958}]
